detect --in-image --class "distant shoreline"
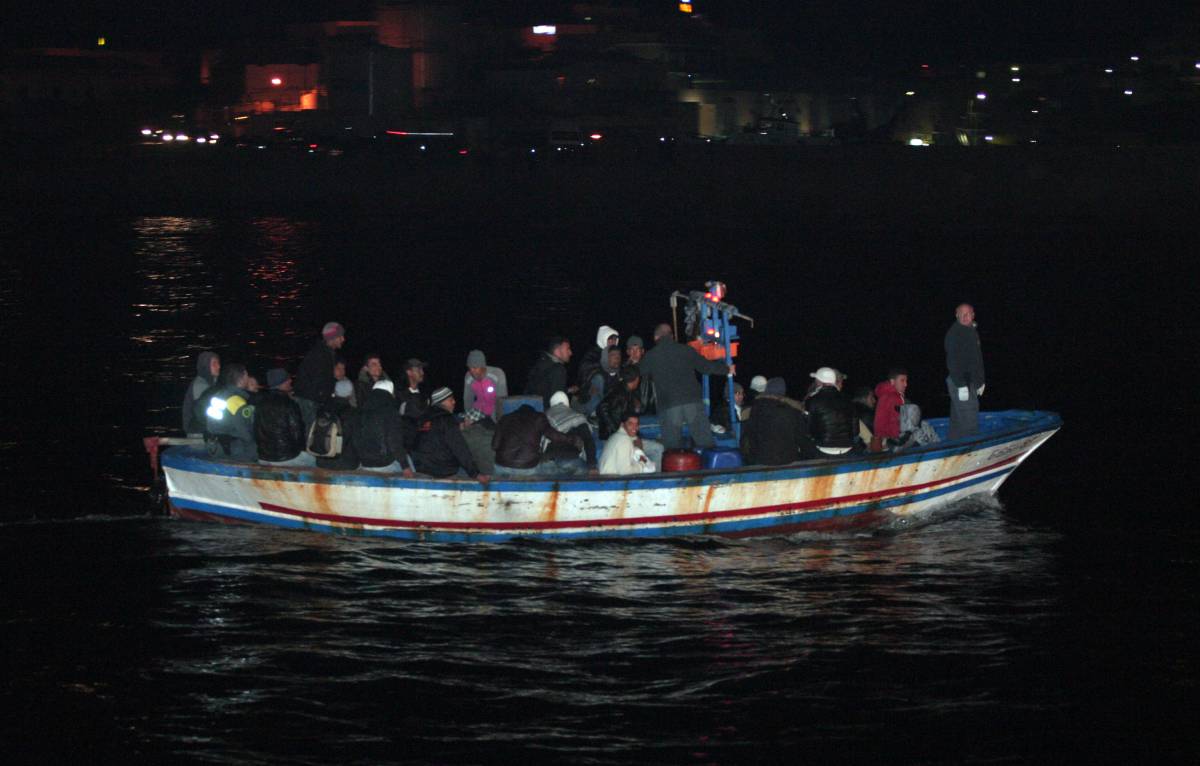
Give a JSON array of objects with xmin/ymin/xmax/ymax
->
[{"xmin": 8, "ymin": 143, "xmax": 1197, "ymax": 229}]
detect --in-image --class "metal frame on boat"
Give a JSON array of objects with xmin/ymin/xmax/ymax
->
[{"xmin": 158, "ymin": 410, "xmax": 1061, "ymax": 542}]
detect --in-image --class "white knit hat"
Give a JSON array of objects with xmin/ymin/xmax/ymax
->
[
  {"xmin": 373, "ymin": 379, "xmax": 395, "ymax": 394},
  {"xmin": 750, "ymin": 375, "xmax": 768, "ymax": 393}
]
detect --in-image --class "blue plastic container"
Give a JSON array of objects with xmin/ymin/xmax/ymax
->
[{"xmin": 700, "ymin": 447, "xmax": 743, "ymax": 470}]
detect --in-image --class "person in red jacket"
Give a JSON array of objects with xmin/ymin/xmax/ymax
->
[{"xmin": 872, "ymin": 368, "xmax": 908, "ymax": 451}]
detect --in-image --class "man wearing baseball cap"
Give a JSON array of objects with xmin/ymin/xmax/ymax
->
[{"xmin": 295, "ymin": 321, "xmax": 346, "ymax": 428}]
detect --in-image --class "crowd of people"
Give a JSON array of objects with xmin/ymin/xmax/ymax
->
[{"xmin": 182, "ymin": 303, "xmax": 986, "ymax": 480}]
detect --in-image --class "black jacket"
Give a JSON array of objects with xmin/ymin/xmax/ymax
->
[
  {"xmin": 945, "ymin": 322, "xmax": 986, "ymax": 388},
  {"xmin": 413, "ymin": 407, "xmax": 479, "ymax": 478},
  {"xmin": 254, "ymin": 391, "xmax": 306, "ymax": 462},
  {"xmin": 598, "ymin": 385, "xmax": 643, "ymax": 440},
  {"xmin": 739, "ymin": 395, "xmax": 818, "ymax": 465},
  {"xmin": 493, "ymin": 405, "xmax": 578, "ymax": 469},
  {"xmin": 524, "ymin": 352, "xmax": 569, "ymax": 407},
  {"xmin": 315, "ymin": 398, "xmax": 360, "ymax": 471},
  {"xmin": 354, "ymin": 389, "xmax": 409, "ymax": 468},
  {"xmin": 295, "ymin": 340, "xmax": 336, "ymax": 403},
  {"xmin": 805, "ymin": 386, "xmax": 856, "ymax": 449},
  {"xmin": 575, "ymin": 345, "xmax": 603, "ymax": 390}
]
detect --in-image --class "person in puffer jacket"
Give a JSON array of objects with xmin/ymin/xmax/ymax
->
[
  {"xmin": 255, "ymin": 368, "xmax": 313, "ymax": 466},
  {"xmin": 354, "ymin": 380, "xmax": 414, "ymax": 475}
]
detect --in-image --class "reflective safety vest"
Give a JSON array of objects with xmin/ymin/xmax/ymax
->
[{"xmin": 204, "ymin": 387, "xmax": 257, "ymax": 459}]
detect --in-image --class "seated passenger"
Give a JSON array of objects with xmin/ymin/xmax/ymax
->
[
  {"xmin": 541, "ymin": 391, "xmax": 598, "ymax": 476},
  {"xmin": 182, "ymin": 350, "xmax": 220, "ymax": 437},
  {"xmin": 412, "ymin": 388, "xmax": 488, "ymax": 482},
  {"xmin": 524, "ymin": 335, "xmax": 573, "ymax": 407},
  {"xmin": 255, "ymin": 368, "xmax": 314, "ymax": 467},
  {"xmin": 739, "ymin": 377, "xmax": 818, "ymax": 465},
  {"xmin": 492, "ymin": 404, "xmax": 581, "ymax": 478},
  {"xmin": 463, "ymin": 349, "xmax": 508, "ymax": 422},
  {"xmin": 805, "ymin": 366, "xmax": 856, "ymax": 456},
  {"xmin": 872, "ymin": 367, "xmax": 908, "ymax": 452},
  {"xmin": 315, "ymin": 379, "xmax": 361, "ymax": 470},
  {"xmin": 851, "ymin": 387, "xmax": 876, "ymax": 451},
  {"xmin": 202, "ymin": 362, "xmax": 258, "ymax": 462},
  {"xmin": 354, "ymin": 353, "xmax": 389, "ymax": 409},
  {"xmin": 458, "ymin": 407, "xmax": 497, "ymax": 475},
  {"xmin": 576, "ymin": 325, "xmax": 620, "ymax": 393},
  {"xmin": 579, "ymin": 347, "xmax": 623, "ymax": 417},
  {"xmin": 355, "ymin": 380, "xmax": 414, "ymax": 475},
  {"xmin": 599, "ymin": 413, "xmax": 657, "ymax": 475},
  {"xmin": 710, "ymin": 382, "xmax": 748, "ymax": 433},
  {"xmin": 598, "ymin": 364, "xmax": 644, "ymax": 440}
]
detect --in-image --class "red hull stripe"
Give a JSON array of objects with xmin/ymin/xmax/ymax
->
[{"xmin": 255, "ymin": 454, "xmax": 1021, "ymax": 531}]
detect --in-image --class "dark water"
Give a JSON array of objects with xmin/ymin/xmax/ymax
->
[{"xmin": 2, "ymin": 154, "xmax": 1198, "ymax": 762}]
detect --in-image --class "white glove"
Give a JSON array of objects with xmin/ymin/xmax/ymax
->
[
  {"xmin": 711, "ymin": 424, "xmax": 727, "ymax": 434},
  {"xmin": 977, "ymin": 384, "xmax": 985, "ymax": 397},
  {"xmin": 957, "ymin": 386, "xmax": 969, "ymax": 402}
]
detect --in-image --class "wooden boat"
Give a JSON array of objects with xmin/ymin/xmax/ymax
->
[{"xmin": 152, "ymin": 410, "xmax": 1060, "ymax": 541}]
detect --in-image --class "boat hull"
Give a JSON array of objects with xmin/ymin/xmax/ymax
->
[{"xmin": 161, "ymin": 410, "xmax": 1060, "ymax": 541}]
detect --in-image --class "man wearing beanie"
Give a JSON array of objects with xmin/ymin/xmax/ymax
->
[
  {"xmin": 463, "ymin": 349, "xmax": 508, "ymax": 422},
  {"xmin": 412, "ymin": 387, "xmax": 488, "ymax": 482},
  {"xmin": 295, "ymin": 321, "xmax": 346, "ymax": 430},
  {"xmin": 255, "ymin": 368, "xmax": 313, "ymax": 467}
]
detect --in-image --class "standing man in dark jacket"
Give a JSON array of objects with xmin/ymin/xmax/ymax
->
[
  {"xmin": 944, "ymin": 303, "xmax": 986, "ymax": 439},
  {"xmin": 804, "ymin": 367, "xmax": 856, "ymax": 456},
  {"xmin": 295, "ymin": 321, "xmax": 346, "ymax": 429},
  {"xmin": 412, "ymin": 388, "xmax": 488, "ymax": 482},
  {"xmin": 354, "ymin": 380, "xmax": 414, "ymax": 475},
  {"xmin": 638, "ymin": 323, "xmax": 730, "ymax": 449},
  {"xmin": 739, "ymin": 377, "xmax": 818, "ymax": 465},
  {"xmin": 524, "ymin": 336, "xmax": 573, "ymax": 407},
  {"xmin": 255, "ymin": 368, "xmax": 313, "ymax": 466},
  {"xmin": 493, "ymin": 404, "xmax": 581, "ymax": 477}
]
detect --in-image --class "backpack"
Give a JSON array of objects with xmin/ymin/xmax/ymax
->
[{"xmin": 306, "ymin": 407, "xmax": 344, "ymax": 458}]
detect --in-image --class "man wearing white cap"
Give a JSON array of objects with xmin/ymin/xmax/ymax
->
[{"xmin": 805, "ymin": 366, "xmax": 856, "ymax": 456}]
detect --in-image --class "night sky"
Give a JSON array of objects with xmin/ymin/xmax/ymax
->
[{"xmin": 9, "ymin": 1, "xmax": 1199, "ymax": 70}]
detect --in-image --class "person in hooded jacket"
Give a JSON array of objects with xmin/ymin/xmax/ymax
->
[
  {"xmin": 541, "ymin": 391, "xmax": 598, "ymax": 475},
  {"xmin": 739, "ymin": 377, "xmax": 818, "ymax": 465},
  {"xmin": 182, "ymin": 351, "xmax": 220, "ymax": 436},
  {"xmin": 354, "ymin": 379, "xmax": 414, "ymax": 475},
  {"xmin": 872, "ymin": 368, "xmax": 908, "ymax": 451},
  {"xmin": 576, "ymin": 325, "xmax": 619, "ymax": 391},
  {"xmin": 255, "ymin": 368, "xmax": 313, "ymax": 466},
  {"xmin": 412, "ymin": 387, "xmax": 488, "ymax": 482}
]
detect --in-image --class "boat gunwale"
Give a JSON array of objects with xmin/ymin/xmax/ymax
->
[{"xmin": 160, "ymin": 409, "xmax": 1061, "ymax": 492}]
